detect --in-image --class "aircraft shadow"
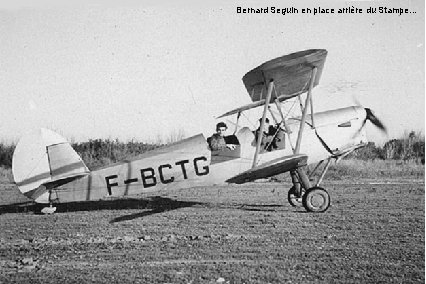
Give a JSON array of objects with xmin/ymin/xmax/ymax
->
[
  {"xmin": 207, "ymin": 203, "xmax": 298, "ymax": 213},
  {"xmin": 242, "ymin": 204, "xmax": 284, "ymax": 208},
  {"xmin": 238, "ymin": 204, "xmax": 286, "ymax": 212},
  {"xmin": 0, "ymin": 201, "xmax": 36, "ymax": 214},
  {"xmin": 238, "ymin": 205, "xmax": 307, "ymax": 213},
  {"xmin": 109, "ymin": 197, "xmax": 202, "ymax": 223},
  {"xmin": 0, "ymin": 197, "xmax": 203, "ymax": 219},
  {"xmin": 230, "ymin": 203, "xmax": 309, "ymax": 213}
]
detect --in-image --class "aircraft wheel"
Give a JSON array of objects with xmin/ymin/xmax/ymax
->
[
  {"xmin": 302, "ymin": 187, "xmax": 330, "ymax": 213},
  {"xmin": 288, "ymin": 186, "xmax": 304, "ymax": 207}
]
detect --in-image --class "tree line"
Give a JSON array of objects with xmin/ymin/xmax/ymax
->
[
  {"xmin": 348, "ymin": 131, "xmax": 424, "ymax": 164},
  {"xmin": 0, "ymin": 131, "xmax": 424, "ymax": 169}
]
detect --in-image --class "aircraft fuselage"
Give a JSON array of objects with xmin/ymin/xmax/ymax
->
[{"xmin": 30, "ymin": 106, "xmax": 368, "ymax": 204}]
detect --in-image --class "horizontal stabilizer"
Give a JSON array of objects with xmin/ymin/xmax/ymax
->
[
  {"xmin": 226, "ymin": 154, "xmax": 308, "ymax": 184},
  {"xmin": 23, "ymin": 174, "xmax": 88, "ymax": 203},
  {"xmin": 23, "ymin": 185, "xmax": 48, "ymax": 201}
]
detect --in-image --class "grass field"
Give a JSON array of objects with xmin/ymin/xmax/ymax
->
[
  {"xmin": 0, "ymin": 158, "xmax": 424, "ymax": 283},
  {"xmin": 0, "ymin": 180, "xmax": 424, "ymax": 283}
]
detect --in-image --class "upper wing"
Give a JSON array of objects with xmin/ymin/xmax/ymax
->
[
  {"xmin": 217, "ymin": 49, "xmax": 327, "ymax": 118},
  {"xmin": 243, "ymin": 49, "xmax": 327, "ymax": 103},
  {"xmin": 226, "ymin": 154, "xmax": 308, "ymax": 184}
]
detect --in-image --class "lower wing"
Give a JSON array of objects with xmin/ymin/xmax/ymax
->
[{"xmin": 226, "ymin": 154, "xmax": 308, "ymax": 184}]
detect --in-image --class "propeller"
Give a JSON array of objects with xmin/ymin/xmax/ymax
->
[
  {"xmin": 352, "ymin": 95, "xmax": 387, "ymax": 135},
  {"xmin": 364, "ymin": 108, "xmax": 387, "ymax": 133}
]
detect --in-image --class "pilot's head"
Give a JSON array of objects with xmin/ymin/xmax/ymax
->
[{"xmin": 216, "ymin": 122, "xmax": 228, "ymax": 136}]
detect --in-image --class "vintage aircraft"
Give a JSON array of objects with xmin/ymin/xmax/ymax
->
[{"xmin": 12, "ymin": 49, "xmax": 386, "ymax": 214}]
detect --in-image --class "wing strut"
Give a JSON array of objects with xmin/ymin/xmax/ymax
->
[
  {"xmin": 274, "ymin": 98, "xmax": 295, "ymax": 152},
  {"xmin": 252, "ymin": 80, "xmax": 274, "ymax": 168},
  {"xmin": 294, "ymin": 67, "xmax": 317, "ymax": 154}
]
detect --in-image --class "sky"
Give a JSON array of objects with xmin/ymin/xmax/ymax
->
[{"xmin": 0, "ymin": 0, "xmax": 424, "ymax": 144}]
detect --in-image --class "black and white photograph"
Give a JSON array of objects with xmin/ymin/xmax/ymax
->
[{"xmin": 0, "ymin": 0, "xmax": 424, "ymax": 283}]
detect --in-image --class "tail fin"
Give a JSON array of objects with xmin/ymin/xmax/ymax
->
[{"xmin": 12, "ymin": 128, "xmax": 89, "ymax": 203}]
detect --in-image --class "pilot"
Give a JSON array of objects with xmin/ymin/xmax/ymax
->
[
  {"xmin": 255, "ymin": 118, "xmax": 278, "ymax": 151},
  {"xmin": 208, "ymin": 122, "xmax": 237, "ymax": 151}
]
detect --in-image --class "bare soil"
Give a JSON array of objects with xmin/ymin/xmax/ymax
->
[{"xmin": 0, "ymin": 180, "xmax": 424, "ymax": 284}]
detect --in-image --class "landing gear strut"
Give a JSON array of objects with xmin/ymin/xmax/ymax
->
[
  {"xmin": 288, "ymin": 186, "xmax": 304, "ymax": 207},
  {"xmin": 287, "ymin": 170, "xmax": 306, "ymax": 207}
]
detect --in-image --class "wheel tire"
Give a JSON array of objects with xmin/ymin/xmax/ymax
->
[
  {"xmin": 288, "ymin": 186, "xmax": 304, "ymax": 207},
  {"xmin": 302, "ymin": 187, "xmax": 330, "ymax": 213}
]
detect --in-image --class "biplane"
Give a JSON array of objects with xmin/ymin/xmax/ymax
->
[{"xmin": 12, "ymin": 49, "xmax": 386, "ymax": 214}]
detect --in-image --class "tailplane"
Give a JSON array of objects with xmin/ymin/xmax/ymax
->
[{"xmin": 12, "ymin": 128, "xmax": 89, "ymax": 203}]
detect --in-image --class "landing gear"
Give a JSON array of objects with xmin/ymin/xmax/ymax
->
[
  {"xmin": 287, "ymin": 169, "xmax": 310, "ymax": 209},
  {"xmin": 287, "ymin": 161, "xmax": 332, "ymax": 213},
  {"xmin": 302, "ymin": 187, "xmax": 330, "ymax": 213},
  {"xmin": 287, "ymin": 186, "xmax": 304, "ymax": 207}
]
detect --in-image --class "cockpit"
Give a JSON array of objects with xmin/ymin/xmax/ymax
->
[{"xmin": 207, "ymin": 134, "xmax": 241, "ymax": 164}]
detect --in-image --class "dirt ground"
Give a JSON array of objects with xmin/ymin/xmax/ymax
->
[{"xmin": 0, "ymin": 180, "xmax": 424, "ymax": 284}]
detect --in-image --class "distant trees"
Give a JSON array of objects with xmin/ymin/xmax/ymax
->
[
  {"xmin": 383, "ymin": 131, "xmax": 425, "ymax": 163},
  {"xmin": 0, "ymin": 142, "xmax": 15, "ymax": 168},
  {"xmin": 0, "ymin": 139, "xmax": 160, "ymax": 170},
  {"xmin": 349, "ymin": 142, "xmax": 383, "ymax": 160},
  {"xmin": 0, "ymin": 130, "xmax": 424, "ymax": 169},
  {"xmin": 72, "ymin": 139, "xmax": 160, "ymax": 169},
  {"xmin": 349, "ymin": 131, "xmax": 425, "ymax": 164}
]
